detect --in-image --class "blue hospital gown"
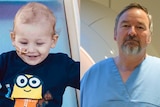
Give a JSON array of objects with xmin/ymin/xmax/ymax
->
[{"xmin": 81, "ymin": 56, "xmax": 160, "ymax": 107}]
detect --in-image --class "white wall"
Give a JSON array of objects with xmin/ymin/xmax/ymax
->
[
  {"xmin": 81, "ymin": 0, "xmax": 118, "ymax": 63},
  {"xmin": 80, "ymin": 47, "xmax": 95, "ymax": 78}
]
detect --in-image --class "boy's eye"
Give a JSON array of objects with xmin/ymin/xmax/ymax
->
[
  {"xmin": 20, "ymin": 42, "xmax": 28, "ymax": 45},
  {"xmin": 36, "ymin": 43, "xmax": 44, "ymax": 45}
]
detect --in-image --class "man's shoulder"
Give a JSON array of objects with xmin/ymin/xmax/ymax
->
[
  {"xmin": 85, "ymin": 57, "xmax": 114, "ymax": 76},
  {"xmin": 146, "ymin": 55, "xmax": 160, "ymax": 63},
  {"xmin": 92, "ymin": 57, "xmax": 113, "ymax": 68}
]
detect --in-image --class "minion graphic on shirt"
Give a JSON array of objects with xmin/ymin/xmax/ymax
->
[{"xmin": 11, "ymin": 74, "xmax": 43, "ymax": 107}]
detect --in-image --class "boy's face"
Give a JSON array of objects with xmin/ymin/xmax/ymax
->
[{"xmin": 11, "ymin": 21, "xmax": 58, "ymax": 65}]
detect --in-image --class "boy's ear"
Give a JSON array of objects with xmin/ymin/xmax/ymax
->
[
  {"xmin": 10, "ymin": 32, "xmax": 16, "ymax": 46},
  {"xmin": 51, "ymin": 34, "xmax": 58, "ymax": 48}
]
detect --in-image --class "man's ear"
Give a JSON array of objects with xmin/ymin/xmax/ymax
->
[
  {"xmin": 51, "ymin": 34, "xmax": 58, "ymax": 48},
  {"xmin": 114, "ymin": 29, "xmax": 117, "ymax": 41},
  {"xmin": 10, "ymin": 32, "xmax": 16, "ymax": 46},
  {"xmin": 147, "ymin": 35, "xmax": 152, "ymax": 44}
]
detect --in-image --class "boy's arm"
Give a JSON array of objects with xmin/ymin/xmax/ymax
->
[
  {"xmin": 0, "ymin": 53, "xmax": 8, "ymax": 99},
  {"xmin": 0, "ymin": 53, "xmax": 6, "ymax": 82},
  {"xmin": 67, "ymin": 59, "xmax": 80, "ymax": 89}
]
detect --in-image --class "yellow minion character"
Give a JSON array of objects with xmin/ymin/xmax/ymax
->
[{"xmin": 11, "ymin": 74, "xmax": 43, "ymax": 107}]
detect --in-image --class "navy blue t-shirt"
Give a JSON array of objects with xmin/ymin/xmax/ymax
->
[{"xmin": 0, "ymin": 51, "xmax": 80, "ymax": 107}]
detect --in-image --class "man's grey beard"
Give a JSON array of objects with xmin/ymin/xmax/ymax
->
[{"xmin": 122, "ymin": 44, "xmax": 141, "ymax": 55}]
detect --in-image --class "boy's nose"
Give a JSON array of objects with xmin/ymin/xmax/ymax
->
[{"xmin": 27, "ymin": 45, "xmax": 36, "ymax": 53}]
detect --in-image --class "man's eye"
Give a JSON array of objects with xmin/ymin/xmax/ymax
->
[
  {"xmin": 122, "ymin": 24, "xmax": 130, "ymax": 27},
  {"xmin": 137, "ymin": 26, "xmax": 144, "ymax": 29}
]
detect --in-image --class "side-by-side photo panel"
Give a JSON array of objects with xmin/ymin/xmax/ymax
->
[
  {"xmin": 0, "ymin": 0, "xmax": 80, "ymax": 107},
  {"xmin": 81, "ymin": 0, "xmax": 160, "ymax": 107}
]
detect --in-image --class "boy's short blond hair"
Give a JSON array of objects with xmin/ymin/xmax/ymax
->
[{"xmin": 13, "ymin": 2, "xmax": 56, "ymax": 35}]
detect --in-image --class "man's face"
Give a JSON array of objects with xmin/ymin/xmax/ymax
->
[
  {"xmin": 11, "ymin": 21, "xmax": 58, "ymax": 65},
  {"xmin": 114, "ymin": 8, "xmax": 151, "ymax": 55}
]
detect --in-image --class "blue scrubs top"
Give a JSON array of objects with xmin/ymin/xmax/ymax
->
[{"xmin": 81, "ymin": 56, "xmax": 160, "ymax": 107}]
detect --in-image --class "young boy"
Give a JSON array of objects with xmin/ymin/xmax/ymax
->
[{"xmin": 0, "ymin": 2, "xmax": 79, "ymax": 107}]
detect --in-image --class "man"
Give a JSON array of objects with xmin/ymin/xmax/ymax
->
[{"xmin": 81, "ymin": 3, "xmax": 160, "ymax": 107}]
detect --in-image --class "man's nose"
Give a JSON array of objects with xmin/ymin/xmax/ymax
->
[{"xmin": 128, "ymin": 26, "xmax": 137, "ymax": 36}]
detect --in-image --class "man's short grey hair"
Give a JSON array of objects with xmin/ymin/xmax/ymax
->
[{"xmin": 114, "ymin": 3, "xmax": 153, "ymax": 34}]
